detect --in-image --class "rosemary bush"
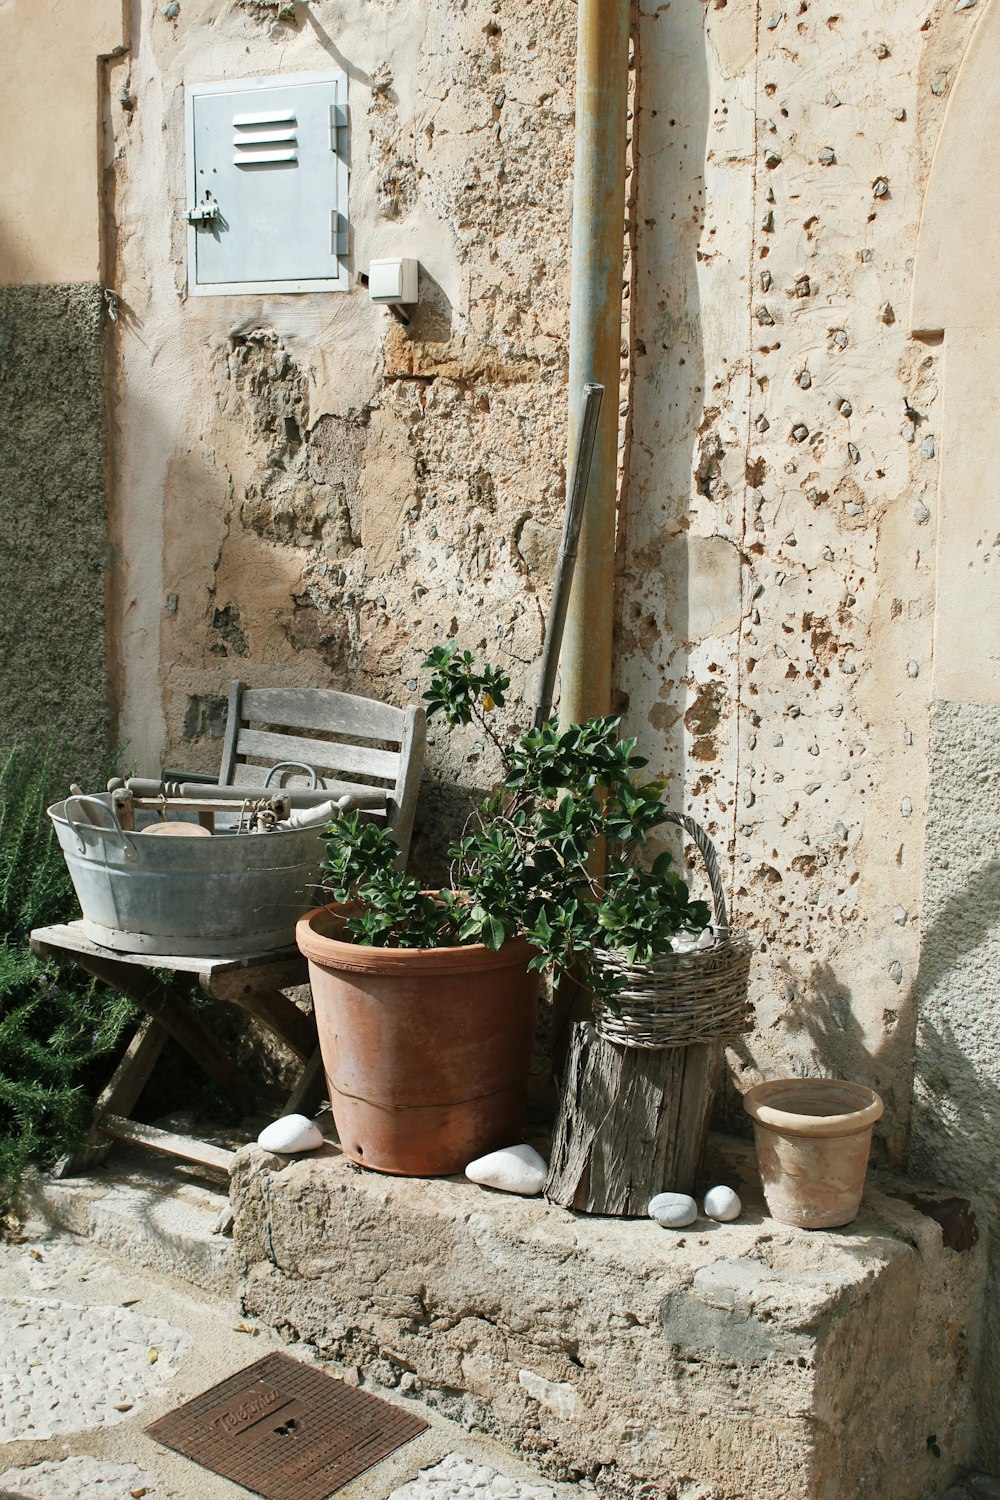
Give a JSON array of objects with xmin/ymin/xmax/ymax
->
[{"xmin": 0, "ymin": 745, "xmax": 134, "ymax": 1205}]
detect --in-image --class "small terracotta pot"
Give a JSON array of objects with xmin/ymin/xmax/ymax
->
[
  {"xmin": 743, "ymin": 1078, "xmax": 884, "ymax": 1229},
  {"xmin": 296, "ymin": 904, "xmax": 539, "ymax": 1177}
]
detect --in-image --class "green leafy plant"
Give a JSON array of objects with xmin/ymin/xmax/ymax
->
[
  {"xmin": 0, "ymin": 745, "xmax": 135, "ymax": 1206},
  {"xmin": 320, "ymin": 645, "xmax": 711, "ymax": 1003}
]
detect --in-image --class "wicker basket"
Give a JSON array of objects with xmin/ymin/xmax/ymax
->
[{"xmin": 592, "ymin": 812, "xmax": 753, "ymax": 1050}]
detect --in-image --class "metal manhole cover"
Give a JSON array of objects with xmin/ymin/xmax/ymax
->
[{"xmin": 146, "ymin": 1352, "xmax": 429, "ymax": 1500}]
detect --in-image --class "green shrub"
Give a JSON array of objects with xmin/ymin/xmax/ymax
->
[{"xmin": 0, "ymin": 745, "xmax": 135, "ymax": 1205}]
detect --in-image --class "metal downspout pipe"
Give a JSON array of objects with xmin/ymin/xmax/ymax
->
[{"xmin": 558, "ymin": 0, "xmax": 631, "ymax": 731}]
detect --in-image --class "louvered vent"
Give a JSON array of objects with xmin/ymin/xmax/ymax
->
[{"xmin": 232, "ymin": 109, "xmax": 298, "ymax": 165}]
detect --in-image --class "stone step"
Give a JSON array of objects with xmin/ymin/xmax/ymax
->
[
  {"xmin": 231, "ymin": 1134, "xmax": 986, "ymax": 1500},
  {"xmin": 18, "ymin": 1144, "xmax": 236, "ymax": 1297},
  {"xmin": 0, "ymin": 1217, "xmax": 585, "ymax": 1500}
]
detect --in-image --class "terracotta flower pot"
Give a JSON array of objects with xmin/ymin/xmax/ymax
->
[
  {"xmin": 743, "ymin": 1078, "xmax": 884, "ymax": 1229},
  {"xmin": 296, "ymin": 904, "xmax": 540, "ymax": 1177}
]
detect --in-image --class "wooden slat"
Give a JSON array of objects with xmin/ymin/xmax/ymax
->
[
  {"xmin": 217, "ymin": 680, "xmax": 246, "ymax": 786},
  {"xmin": 388, "ymin": 705, "xmax": 426, "ymax": 862},
  {"xmin": 284, "ymin": 1048, "xmax": 328, "ymax": 1118},
  {"xmin": 91, "ymin": 1017, "xmax": 169, "ymax": 1126},
  {"xmin": 201, "ymin": 965, "xmax": 316, "ymax": 1062},
  {"xmin": 101, "ymin": 1114, "xmax": 235, "ymax": 1173},
  {"xmin": 235, "ymin": 728, "xmax": 400, "ymax": 781},
  {"xmin": 34, "ymin": 944, "xmax": 256, "ymax": 1116},
  {"xmin": 52, "ymin": 1018, "xmax": 170, "ymax": 1177},
  {"xmin": 241, "ymin": 687, "xmax": 405, "ymax": 742},
  {"xmin": 31, "ymin": 923, "xmax": 299, "ymax": 977}
]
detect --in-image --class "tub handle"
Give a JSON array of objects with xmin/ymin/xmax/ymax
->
[
  {"xmin": 262, "ymin": 760, "xmax": 320, "ymax": 790},
  {"xmin": 64, "ymin": 795, "xmax": 139, "ymax": 864}
]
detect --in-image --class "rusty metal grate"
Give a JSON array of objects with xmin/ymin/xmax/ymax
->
[{"xmin": 146, "ymin": 1352, "xmax": 429, "ymax": 1500}]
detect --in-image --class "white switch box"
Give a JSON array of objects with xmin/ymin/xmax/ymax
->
[{"xmin": 369, "ymin": 257, "xmax": 419, "ymax": 304}]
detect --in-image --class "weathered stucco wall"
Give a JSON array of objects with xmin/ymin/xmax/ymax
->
[
  {"xmin": 0, "ymin": 0, "xmax": 124, "ymax": 286},
  {"xmin": 105, "ymin": 0, "xmax": 575, "ymax": 867},
  {"xmin": 614, "ymin": 0, "xmax": 999, "ymax": 1455},
  {"xmin": 619, "ymin": 0, "xmax": 985, "ymax": 1164},
  {"xmin": 0, "ymin": 287, "xmax": 111, "ymax": 785},
  {"xmin": 0, "ymin": 1, "xmax": 124, "ymax": 778}
]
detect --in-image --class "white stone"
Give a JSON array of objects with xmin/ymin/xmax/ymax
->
[
  {"xmin": 703, "ymin": 1185, "xmax": 742, "ymax": 1222},
  {"xmin": 465, "ymin": 1144, "xmax": 547, "ymax": 1196},
  {"xmin": 257, "ymin": 1114, "xmax": 324, "ymax": 1154},
  {"xmin": 670, "ymin": 931, "xmax": 698, "ymax": 953},
  {"xmin": 670, "ymin": 927, "xmax": 715, "ymax": 953},
  {"xmin": 648, "ymin": 1191, "xmax": 698, "ymax": 1228}
]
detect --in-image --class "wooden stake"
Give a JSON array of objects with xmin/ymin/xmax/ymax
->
[{"xmin": 545, "ymin": 1022, "xmax": 722, "ymax": 1215}]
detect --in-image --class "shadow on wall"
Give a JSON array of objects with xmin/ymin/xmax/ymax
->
[
  {"xmin": 911, "ymin": 844, "xmax": 1000, "ymax": 1465},
  {"xmin": 726, "ymin": 852, "xmax": 1000, "ymax": 1168},
  {"xmin": 724, "ymin": 958, "xmax": 908, "ymax": 1161}
]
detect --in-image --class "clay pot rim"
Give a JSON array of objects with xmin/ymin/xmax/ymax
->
[
  {"xmin": 743, "ymin": 1078, "xmax": 884, "ymax": 1138},
  {"xmin": 296, "ymin": 901, "xmax": 538, "ymax": 974}
]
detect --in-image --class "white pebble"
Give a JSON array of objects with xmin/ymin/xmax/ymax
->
[
  {"xmin": 704, "ymin": 1185, "xmax": 742, "ymax": 1222},
  {"xmin": 257, "ymin": 1114, "xmax": 324, "ymax": 1154},
  {"xmin": 465, "ymin": 1144, "xmax": 547, "ymax": 1196},
  {"xmin": 670, "ymin": 927, "xmax": 715, "ymax": 954},
  {"xmin": 648, "ymin": 1192, "xmax": 697, "ymax": 1228}
]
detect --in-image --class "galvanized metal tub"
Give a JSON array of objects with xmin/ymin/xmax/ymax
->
[{"xmin": 48, "ymin": 794, "xmax": 328, "ymax": 957}]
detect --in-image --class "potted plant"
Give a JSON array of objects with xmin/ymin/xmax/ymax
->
[{"xmin": 296, "ymin": 644, "xmax": 713, "ymax": 1177}]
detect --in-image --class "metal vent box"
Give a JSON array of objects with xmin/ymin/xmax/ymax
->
[{"xmin": 185, "ymin": 71, "xmax": 348, "ymax": 295}]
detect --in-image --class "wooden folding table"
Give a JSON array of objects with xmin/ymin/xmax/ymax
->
[{"xmin": 30, "ymin": 921, "xmax": 325, "ymax": 1180}]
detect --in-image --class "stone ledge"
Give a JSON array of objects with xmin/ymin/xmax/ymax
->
[
  {"xmin": 231, "ymin": 1137, "xmax": 984, "ymax": 1500},
  {"xmin": 19, "ymin": 1148, "xmax": 236, "ymax": 1297}
]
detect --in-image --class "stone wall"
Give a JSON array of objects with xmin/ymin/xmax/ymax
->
[
  {"xmin": 233, "ymin": 1144, "xmax": 984, "ymax": 1500},
  {"xmin": 104, "ymin": 0, "xmax": 576, "ymax": 869}
]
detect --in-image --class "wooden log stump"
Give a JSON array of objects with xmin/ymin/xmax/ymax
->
[{"xmin": 545, "ymin": 1021, "xmax": 722, "ymax": 1215}]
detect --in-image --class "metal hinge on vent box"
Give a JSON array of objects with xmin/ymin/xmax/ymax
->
[{"xmin": 184, "ymin": 71, "xmax": 348, "ymax": 295}]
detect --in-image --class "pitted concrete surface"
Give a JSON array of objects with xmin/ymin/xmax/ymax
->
[
  {"xmin": 0, "ymin": 1293, "xmax": 189, "ymax": 1442},
  {"xmin": 0, "ymin": 1215, "xmax": 586, "ymax": 1500},
  {"xmin": 388, "ymin": 1454, "xmax": 557, "ymax": 1500},
  {"xmin": 0, "ymin": 1454, "xmax": 163, "ymax": 1498}
]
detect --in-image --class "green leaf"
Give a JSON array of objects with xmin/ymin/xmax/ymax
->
[{"xmin": 482, "ymin": 915, "xmax": 506, "ymax": 951}]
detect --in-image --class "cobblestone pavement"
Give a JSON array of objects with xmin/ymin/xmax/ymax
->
[
  {"xmin": 0, "ymin": 1296, "xmax": 189, "ymax": 1443},
  {"xmin": 0, "ymin": 1454, "xmax": 163, "ymax": 1498},
  {"xmin": 387, "ymin": 1454, "xmax": 557, "ymax": 1500},
  {"xmin": 0, "ymin": 1218, "xmax": 585, "ymax": 1500}
]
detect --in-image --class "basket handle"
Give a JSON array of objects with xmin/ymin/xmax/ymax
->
[{"xmin": 662, "ymin": 811, "xmax": 729, "ymax": 933}]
